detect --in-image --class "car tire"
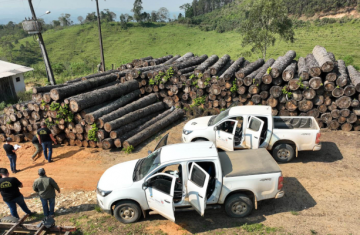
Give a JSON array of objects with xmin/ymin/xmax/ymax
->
[
  {"xmin": 224, "ymin": 194, "xmax": 253, "ymax": 218},
  {"xmin": 0, "ymin": 216, "xmax": 19, "ymax": 223},
  {"xmin": 272, "ymin": 143, "xmax": 295, "ymax": 163},
  {"xmin": 113, "ymin": 201, "xmax": 142, "ymax": 224}
]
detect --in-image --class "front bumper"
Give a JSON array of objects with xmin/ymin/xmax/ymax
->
[
  {"xmin": 275, "ymin": 191, "xmax": 284, "ymax": 199},
  {"xmin": 97, "ymin": 198, "xmax": 111, "ymax": 215},
  {"xmin": 313, "ymin": 144, "xmax": 322, "ymax": 151}
]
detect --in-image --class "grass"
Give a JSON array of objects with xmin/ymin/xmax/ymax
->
[
  {"xmin": 1, "ymin": 20, "xmax": 360, "ymax": 85},
  {"xmin": 291, "ymin": 210, "xmax": 299, "ymax": 215},
  {"xmin": 240, "ymin": 223, "xmax": 281, "ymax": 233}
]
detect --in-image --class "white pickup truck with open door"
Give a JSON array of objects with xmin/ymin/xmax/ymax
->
[
  {"xmin": 96, "ymin": 136, "xmax": 284, "ymax": 224},
  {"xmin": 182, "ymin": 105, "xmax": 322, "ymax": 162}
]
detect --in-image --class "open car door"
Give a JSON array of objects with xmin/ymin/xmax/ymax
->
[
  {"xmin": 154, "ymin": 133, "xmax": 169, "ymax": 152},
  {"xmin": 215, "ymin": 120, "xmax": 238, "ymax": 151},
  {"xmin": 187, "ymin": 163, "xmax": 210, "ymax": 216},
  {"xmin": 144, "ymin": 173, "xmax": 176, "ymax": 222},
  {"xmin": 244, "ymin": 116, "xmax": 264, "ymax": 149}
]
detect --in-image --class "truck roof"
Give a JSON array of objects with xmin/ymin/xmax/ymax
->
[
  {"xmin": 229, "ymin": 105, "xmax": 272, "ymax": 116},
  {"xmin": 160, "ymin": 142, "xmax": 218, "ymax": 163},
  {"xmin": 218, "ymin": 149, "xmax": 281, "ymax": 177}
]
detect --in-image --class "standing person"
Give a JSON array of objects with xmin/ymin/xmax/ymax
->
[
  {"xmin": 37, "ymin": 123, "xmax": 57, "ymax": 163},
  {"xmin": 31, "ymin": 135, "xmax": 42, "ymax": 161},
  {"xmin": 0, "ymin": 168, "xmax": 35, "ymax": 219},
  {"xmin": 3, "ymin": 138, "xmax": 19, "ymax": 173},
  {"xmin": 33, "ymin": 168, "xmax": 60, "ymax": 218}
]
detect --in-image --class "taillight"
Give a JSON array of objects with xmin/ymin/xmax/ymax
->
[
  {"xmin": 278, "ymin": 176, "xmax": 283, "ymax": 190},
  {"xmin": 315, "ymin": 133, "xmax": 321, "ymax": 144}
]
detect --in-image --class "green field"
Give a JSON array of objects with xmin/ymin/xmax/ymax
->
[{"xmin": 1, "ymin": 20, "xmax": 360, "ymax": 85}]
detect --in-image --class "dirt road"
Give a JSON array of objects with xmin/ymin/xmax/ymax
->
[{"xmin": 1, "ymin": 121, "xmax": 360, "ymax": 234}]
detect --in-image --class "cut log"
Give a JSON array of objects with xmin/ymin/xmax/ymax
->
[
  {"xmin": 321, "ymin": 113, "xmax": 332, "ymax": 123},
  {"xmin": 306, "ymin": 54, "xmax": 321, "ymax": 77},
  {"xmin": 248, "ymin": 85, "xmax": 260, "ymax": 94},
  {"xmin": 292, "ymin": 90, "xmax": 303, "ymax": 101},
  {"xmin": 237, "ymin": 86, "xmax": 247, "ymax": 95},
  {"xmin": 175, "ymin": 52, "xmax": 194, "ymax": 63},
  {"xmin": 282, "ymin": 60, "xmax": 297, "ymax": 81},
  {"xmin": 340, "ymin": 109, "xmax": 350, "ymax": 118},
  {"xmin": 194, "ymin": 55, "xmax": 219, "ymax": 75},
  {"xmin": 251, "ymin": 95, "xmax": 261, "ymax": 104},
  {"xmin": 332, "ymin": 87, "xmax": 344, "ymax": 98},
  {"xmin": 33, "ymin": 84, "xmax": 67, "ymax": 94},
  {"xmin": 285, "ymin": 100, "xmax": 297, "ymax": 111},
  {"xmin": 269, "ymin": 86, "xmax": 282, "ymax": 98},
  {"xmin": 347, "ymin": 113, "xmax": 357, "ymax": 123},
  {"xmin": 104, "ymin": 102, "xmax": 165, "ymax": 132},
  {"xmin": 307, "ymin": 109, "xmax": 320, "ymax": 118},
  {"xmin": 309, "ymin": 77, "xmax": 322, "ymax": 89},
  {"xmin": 69, "ymin": 80, "xmax": 139, "ymax": 112},
  {"xmin": 347, "ymin": 65, "xmax": 360, "ymax": 92},
  {"xmin": 267, "ymin": 96, "xmax": 278, "ymax": 108},
  {"xmin": 235, "ymin": 59, "xmax": 264, "ymax": 79},
  {"xmin": 149, "ymin": 55, "xmax": 173, "ymax": 66},
  {"xmin": 312, "ymin": 45, "xmax": 334, "ymax": 72},
  {"xmin": 253, "ymin": 58, "xmax": 275, "ymax": 85},
  {"xmin": 123, "ymin": 109, "xmax": 184, "ymax": 148},
  {"xmin": 328, "ymin": 120, "xmax": 340, "ymax": 130},
  {"xmin": 244, "ymin": 67, "xmax": 262, "ymax": 86},
  {"xmin": 177, "ymin": 65, "xmax": 197, "ymax": 76},
  {"xmin": 102, "ymin": 138, "xmax": 115, "ymax": 150},
  {"xmin": 96, "ymin": 129, "xmax": 109, "ymax": 141},
  {"xmin": 336, "ymin": 96, "xmax": 351, "ymax": 109},
  {"xmin": 341, "ymin": 123, "xmax": 353, "ymax": 131},
  {"xmin": 97, "ymin": 93, "xmax": 158, "ymax": 128},
  {"xmin": 331, "ymin": 109, "xmax": 340, "ymax": 118},
  {"xmin": 324, "ymin": 81, "xmax": 335, "ymax": 91},
  {"xmin": 272, "ymin": 77, "xmax": 283, "ymax": 86},
  {"xmin": 298, "ymin": 100, "xmax": 313, "ymax": 112},
  {"xmin": 50, "ymin": 73, "xmax": 119, "ymax": 101},
  {"xmin": 298, "ymin": 57, "xmax": 309, "ymax": 80},
  {"xmin": 336, "ymin": 60, "xmax": 349, "ymax": 87},
  {"xmin": 162, "ymin": 55, "xmax": 181, "ymax": 65},
  {"xmin": 260, "ymin": 91, "xmax": 269, "ymax": 100},
  {"xmin": 271, "ymin": 50, "xmax": 296, "ymax": 78},
  {"xmin": 210, "ymin": 54, "xmax": 230, "ymax": 75},
  {"xmin": 303, "ymin": 88, "xmax": 316, "ymax": 100},
  {"xmin": 288, "ymin": 79, "xmax": 300, "ymax": 90},
  {"xmin": 220, "ymin": 57, "xmax": 245, "ymax": 80},
  {"xmin": 173, "ymin": 55, "xmax": 208, "ymax": 71},
  {"xmin": 343, "ymin": 85, "xmax": 356, "ymax": 97},
  {"xmin": 351, "ymin": 99, "xmax": 360, "ymax": 108}
]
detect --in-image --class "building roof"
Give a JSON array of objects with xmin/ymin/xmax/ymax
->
[
  {"xmin": 229, "ymin": 105, "xmax": 272, "ymax": 116},
  {"xmin": 0, "ymin": 60, "xmax": 33, "ymax": 79},
  {"xmin": 160, "ymin": 141, "xmax": 218, "ymax": 163}
]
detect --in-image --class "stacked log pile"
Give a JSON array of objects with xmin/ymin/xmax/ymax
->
[{"xmin": 2, "ymin": 46, "xmax": 360, "ymax": 150}]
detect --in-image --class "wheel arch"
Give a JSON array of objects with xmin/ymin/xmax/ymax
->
[
  {"xmin": 224, "ymin": 189, "xmax": 258, "ymax": 209},
  {"xmin": 271, "ymin": 139, "xmax": 298, "ymax": 157},
  {"xmin": 191, "ymin": 137, "xmax": 210, "ymax": 142},
  {"xmin": 111, "ymin": 199, "xmax": 146, "ymax": 218}
]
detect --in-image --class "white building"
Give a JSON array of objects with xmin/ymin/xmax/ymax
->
[{"xmin": 0, "ymin": 60, "xmax": 33, "ymax": 102}]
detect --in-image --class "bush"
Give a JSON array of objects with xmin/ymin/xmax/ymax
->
[{"xmin": 0, "ymin": 101, "xmax": 6, "ymax": 111}]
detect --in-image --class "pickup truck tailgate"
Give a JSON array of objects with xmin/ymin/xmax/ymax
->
[{"xmin": 219, "ymin": 149, "xmax": 281, "ymax": 177}]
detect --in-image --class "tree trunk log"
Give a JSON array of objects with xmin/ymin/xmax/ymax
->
[
  {"xmin": 267, "ymin": 96, "xmax": 278, "ymax": 108},
  {"xmin": 271, "ymin": 50, "xmax": 296, "ymax": 78},
  {"xmin": 306, "ymin": 54, "xmax": 321, "ymax": 77},
  {"xmin": 102, "ymin": 138, "xmax": 115, "ymax": 150},
  {"xmin": 336, "ymin": 60, "xmax": 349, "ymax": 87},
  {"xmin": 312, "ymin": 45, "xmax": 334, "ymax": 72},
  {"xmin": 303, "ymin": 88, "xmax": 316, "ymax": 100},
  {"xmin": 341, "ymin": 123, "xmax": 353, "ymax": 131},
  {"xmin": 321, "ymin": 113, "xmax": 332, "ymax": 123},
  {"xmin": 343, "ymin": 85, "xmax": 356, "ymax": 96},
  {"xmin": 309, "ymin": 77, "xmax": 322, "ymax": 89},
  {"xmin": 328, "ymin": 120, "xmax": 340, "ymax": 130},
  {"xmin": 69, "ymin": 80, "xmax": 139, "ymax": 112},
  {"xmin": 210, "ymin": 54, "xmax": 230, "ymax": 75},
  {"xmin": 221, "ymin": 57, "xmax": 245, "ymax": 80},
  {"xmin": 336, "ymin": 96, "xmax": 351, "ymax": 109},
  {"xmin": 235, "ymin": 59, "xmax": 264, "ymax": 79},
  {"xmin": 292, "ymin": 90, "xmax": 303, "ymax": 101},
  {"xmin": 175, "ymin": 52, "xmax": 194, "ymax": 63},
  {"xmin": 123, "ymin": 109, "xmax": 184, "ymax": 148},
  {"xmin": 332, "ymin": 87, "xmax": 344, "ymax": 98},
  {"xmin": 324, "ymin": 81, "xmax": 335, "ymax": 91},
  {"xmin": 269, "ymin": 86, "xmax": 282, "ymax": 98},
  {"xmin": 298, "ymin": 57, "xmax": 309, "ymax": 80},
  {"xmin": 340, "ymin": 109, "xmax": 350, "ymax": 117},
  {"xmin": 194, "ymin": 55, "xmax": 219, "ymax": 75},
  {"xmin": 285, "ymin": 100, "xmax": 297, "ymax": 111},
  {"xmin": 307, "ymin": 109, "xmax": 320, "ymax": 118},
  {"xmin": 331, "ymin": 109, "xmax": 340, "ymax": 119}
]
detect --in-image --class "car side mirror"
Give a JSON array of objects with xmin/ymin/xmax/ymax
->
[{"xmin": 214, "ymin": 126, "xmax": 218, "ymax": 131}]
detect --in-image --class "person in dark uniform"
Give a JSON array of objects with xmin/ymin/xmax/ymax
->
[
  {"xmin": 31, "ymin": 135, "xmax": 42, "ymax": 161},
  {"xmin": 37, "ymin": 123, "xmax": 57, "ymax": 163},
  {"xmin": 0, "ymin": 168, "xmax": 35, "ymax": 219},
  {"xmin": 3, "ymin": 138, "xmax": 19, "ymax": 173}
]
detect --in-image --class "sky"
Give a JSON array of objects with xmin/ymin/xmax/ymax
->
[{"xmin": 0, "ymin": 0, "xmax": 190, "ymax": 24}]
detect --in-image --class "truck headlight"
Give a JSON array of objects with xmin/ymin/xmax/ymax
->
[
  {"xmin": 97, "ymin": 188, "xmax": 112, "ymax": 197},
  {"xmin": 183, "ymin": 129, "xmax": 193, "ymax": 135}
]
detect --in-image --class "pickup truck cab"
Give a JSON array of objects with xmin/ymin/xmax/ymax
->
[
  {"xmin": 96, "ymin": 136, "xmax": 284, "ymax": 224},
  {"xmin": 182, "ymin": 106, "xmax": 321, "ymax": 162}
]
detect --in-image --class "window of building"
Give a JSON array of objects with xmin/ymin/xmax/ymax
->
[{"xmin": 15, "ymin": 77, "xmax": 21, "ymax": 82}]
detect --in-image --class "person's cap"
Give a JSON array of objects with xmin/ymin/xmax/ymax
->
[
  {"xmin": 38, "ymin": 168, "xmax": 46, "ymax": 176},
  {"xmin": 0, "ymin": 168, "xmax": 9, "ymax": 174},
  {"xmin": 6, "ymin": 137, "xmax": 12, "ymax": 142},
  {"xmin": 40, "ymin": 122, "xmax": 46, "ymax": 127}
]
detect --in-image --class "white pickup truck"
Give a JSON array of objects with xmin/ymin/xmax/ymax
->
[
  {"xmin": 182, "ymin": 106, "xmax": 321, "ymax": 162},
  {"xmin": 96, "ymin": 136, "xmax": 284, "ymax": 224}
]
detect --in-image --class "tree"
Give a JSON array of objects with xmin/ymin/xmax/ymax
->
[
  {"xmin": 119, "ymin": 14, "xmax": 128, "ymax": 29},
  {"xmin": 157, "ymin": 7, "xmax": 170, "ymax": 22},
  {"xmin": 179, "ymin": 3, "xmax": 194, "ymax": 18},
  {"xmin": 241, "ymin": 0, "xmax": 294, "ymax": 59},
  {"xmin": 101, "ymin": 9, "xmax": 117, "ymax": 22},
  {"xmin": 178, "ymin": 13, "xmax": 183, "ymax": 19},
  {"xmin": 58, "ymin": 13, "xmax": 72, "ymax": 26},
  {"xmin": 151, "ymin": 11, "xmax": 158, "ymax": 22},
  {"xmin": 132, "ymin": 0, "xmax": 143, "ymax": 22},
  {"xmin": 85, "ymin": 12, "xmax": 97, "ymax": 23},
  {"xmin": 77, "ymin": 16, "xmax": 84, "ymax": 24},
  {"xmin": 52, "ymin": 20, "xmax": 61, "ymax": 27}
]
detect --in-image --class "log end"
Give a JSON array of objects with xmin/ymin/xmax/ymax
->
[
  {"xmin": 114, "ymin": 139, "xmax": 122, "ymax": 148},
  {"xmin": 84, "ymin": 115, "xmax": 95, "ymax": 125},
  {"xmin": 110, "ymin": 131, "xmax": 117, "ymax": 140},
  {"xmin": 321, "ymin": 61, "xmax": 334, "ymax": 73},
  {"xmin": 104, "ymin": 123, "xmax": 112, "ymax": 133},
  {"xmin": 69, "ymin": 100, "xmax": 79, "ymax": 113}
]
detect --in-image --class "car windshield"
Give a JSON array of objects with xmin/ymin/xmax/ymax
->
[
  {"xmin": 133, "ymin": 149, "xmax": 161, "ymax": 181},
  {"xmin": 208, "ymin": 109, "xmax": 230, "ymax": 126}
]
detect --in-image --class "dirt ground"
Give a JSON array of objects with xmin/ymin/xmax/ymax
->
[{"xmin": 1, "ymin": 120, "xmax": 360, "ymax": 234}]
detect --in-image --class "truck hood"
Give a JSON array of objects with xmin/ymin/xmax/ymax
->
[
  {"xmin": 98, "ymin": 159, "xmax": 138, "ymax": 191},
  {"xmin": 184, "ymin": 116, "xmax": 213, "ymax": 130}
]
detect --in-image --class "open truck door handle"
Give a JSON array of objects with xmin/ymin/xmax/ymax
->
[
  {"xmin": 228, "ymin": 137, "xmax": 232, "ymax": 140},
  {"xmin": 198, "ymin": 195, "xmax": 203, "ymax": 198},
  {"xmin": 254, "ymin": 137, "xmax": 258, "ymax": 139},
  {"xmin": 164, "ymin": 200, "xmax": 170, "ymax": 203}
]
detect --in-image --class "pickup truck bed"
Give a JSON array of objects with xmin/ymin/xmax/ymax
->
[{"xmin": 218, "ymin": 149, "xmax": 281, "ymax": 177}]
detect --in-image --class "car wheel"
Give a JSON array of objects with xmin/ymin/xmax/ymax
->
[
  {"xmin": 114, "ymin": 201, "xmax": 141, "ymax": 224},
  {"xmin": 0, "ymin": 216, "xmax": 19, "ymax": 223},
  {"xmin": 225, "ymin": 194, "xmax": 253, "ymax": 218},
  {"xmin": 193, "ymin": 138, "xmax": 207, "ymax": 142},
  {"xmin": 272, "ymin": 143, "xmax": 295, "ymax": 163}
]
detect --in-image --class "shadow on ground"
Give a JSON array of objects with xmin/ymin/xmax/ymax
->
[{"xmin": 294, "ymin": 141, "xmax": 343, "ymax": 163}]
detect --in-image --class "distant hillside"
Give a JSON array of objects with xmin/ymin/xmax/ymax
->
[{"xmin": 0, "ymin": 20, "xmax": 360, "ymax": 85}]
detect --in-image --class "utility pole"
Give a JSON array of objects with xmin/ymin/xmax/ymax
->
[
  {"xmin": 27, "ymin": 0, "xmax": 56, "ymax": 85},
  {"xmin": 95, "ymin": 0, "xmax": 106, "ymax": 72}
]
